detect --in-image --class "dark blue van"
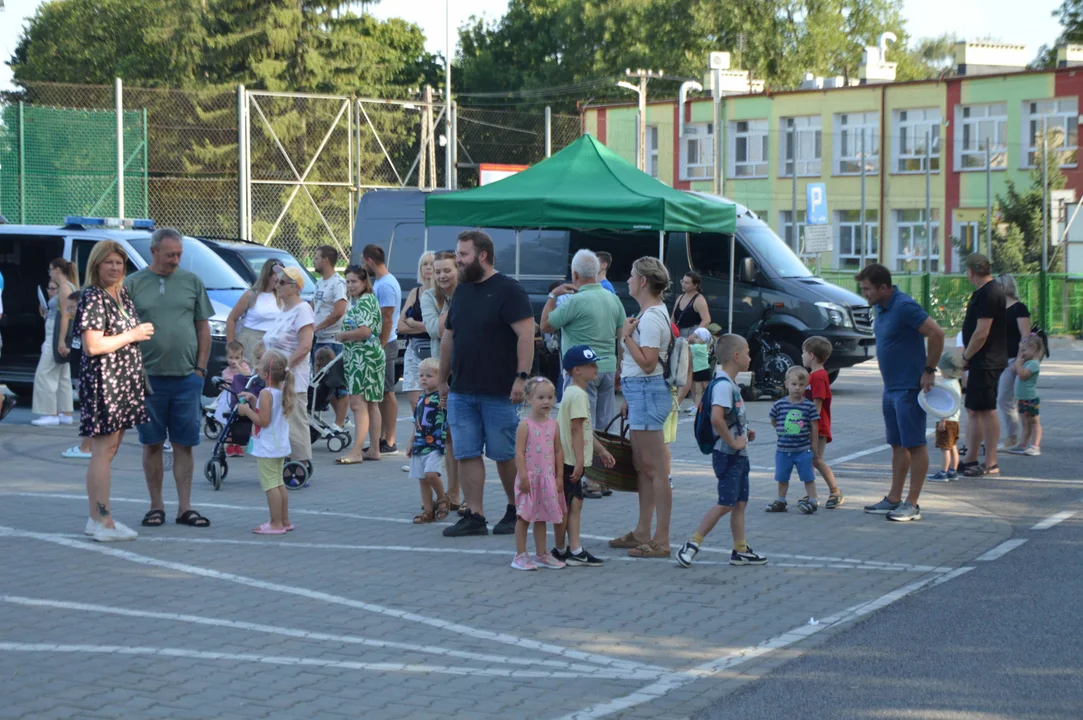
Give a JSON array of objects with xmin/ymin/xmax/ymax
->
[{"xmin": 352, "ymin": 189, "xmax": 875, "ymax": 380}]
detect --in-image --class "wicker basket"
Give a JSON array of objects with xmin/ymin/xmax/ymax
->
[{"xmin": 585, "ymin": 415, "xmax": 639, "ymax": 493}]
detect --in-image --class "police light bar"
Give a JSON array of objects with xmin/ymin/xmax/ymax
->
[{"xmin": 64, "ymin": 216, "xmax": 155, "ymax": 229}]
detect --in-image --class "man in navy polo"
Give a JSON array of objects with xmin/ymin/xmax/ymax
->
[{"xmin": 856, "ymin": 263, "xmax": 944, "ymax": 522}]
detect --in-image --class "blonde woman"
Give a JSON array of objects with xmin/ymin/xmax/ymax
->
[
  {"xmin": 611, "ymin": 257, "xmax": 674, "ymax": 558},
  {"xmin": 262, "ymin": 266, "xmax": 315, "ymax": 469},
  {"xmin": 32, "ymin": 258, "xmax": 79, "ymax": 426},
  {"xmin": 421, "ymin": 251, "xmax": 461, "ymax": 509},
  {"xmin": 77, "ymin": 241, "xmax": 155, "ymax": 541},
  {"xmin": 226, "ymin": 259, "xmax": 284, "ymax": 366},
  {"xmin": 399, "ymin": 251, "xmax": 435, "ymax": 411}
]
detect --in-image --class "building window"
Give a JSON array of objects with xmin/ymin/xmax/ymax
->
[
  {"xmin": 680, "ymin": 123, "xmax": 713, "ymax": 181},
  {"xmin": 1025, "ymin": 98, "xmax": 1078, "ymax": 168},
  {"xmin": 646, "ymin": 125, "xmax": 660, "ymax": 178},
  {"xmin": 956, "ymin": 104, "xmax": 1007, "ymax": 171},
  {"xmin": 894, "ymin": 208, "xmax": 940, "ymax": 272},
  {"xmin": 780, "ymin": 210, "xmax": 809, "ymax": 256},
  {"xmin": 834, "ymin": 112, "xmax": 879, "ymax": 175},
  {"xmin": 894, "ymin": 108, "xmax": 941, "ymax": 173},
  {"xmin": 836, "ymin": 210, "xmax": 879, "ymax": 269},
  {"xmin": 780, "ymin": 116, "xmax": 822, "ymax": 177},
  {"xmin": 728, "ymin": 120, "xmax": 769, "ymax": 178}
]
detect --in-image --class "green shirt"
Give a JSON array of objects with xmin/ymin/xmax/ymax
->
[
  {"xmin": 125, "ymin": 267, "xmax": 213, "ymax": 376},
  {"xmin": 547, "ymin": 283, "xmax": 625, "ymax": 374},
  {"xmin": 691, "ymin": 343, "xmax": 709, "ymax": 372},
  {"xmin": 1014, "ymin": 359, "xmax": 1041, "ymax": 400}
]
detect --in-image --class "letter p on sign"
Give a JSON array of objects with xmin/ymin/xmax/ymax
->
[{"xmin": 806, "ymin": 183, "xmax": 828, "ymax": 226}]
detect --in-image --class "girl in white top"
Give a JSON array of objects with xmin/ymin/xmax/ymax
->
[
  {"xmin": 226, "ymin": 260, "xmax": 284, "ymax": 366},
  {"xmin": 237, "ymin": 349, "xmax": 294, "ymax": 535}
]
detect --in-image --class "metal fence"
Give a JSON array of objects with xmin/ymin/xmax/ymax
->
[
  {"xmin": 821, "ymin": 271, "xmax": 1083, "ymax": 335},
  {"xmin": 3, "ymin": 81, "xmax": 582, "ymax": 262}
]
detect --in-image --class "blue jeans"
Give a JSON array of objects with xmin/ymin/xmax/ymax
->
[
  {"xmin": 774, "ymin": 449, "xmax": 815, "ymax": 484},
  {"xmin": 882, "ymin": 389, "xmax": 927, "ymax": 448},
  {"xmin": 446, "ymin": 392, "xmax": 519, "ymax": 462},
  {"xmin": 138, "ymin": 373, "xmax": 203, "ymax": 447}
]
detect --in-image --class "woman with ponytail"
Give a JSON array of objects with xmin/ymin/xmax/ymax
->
[{"xmin": 32, "ymin": 258, "xmax": 80, "ymax": 426}]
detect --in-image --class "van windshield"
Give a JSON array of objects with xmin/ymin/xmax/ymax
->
[
  {"xmin": 127, "ymin": 237, "xmax": 249, "ymax": 290},
  {"xmin": 737, "ymin": 224, "xmax": 812, "ymax": 278}
]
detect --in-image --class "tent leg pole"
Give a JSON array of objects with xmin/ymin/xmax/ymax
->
[
  {"xmin": 658, "ymin": 230, "xmax": 664, "ymax": 261},
  {"xmin": 515, "ymin": 229, "xmax": 521, "ymax": 280},
  {"xmin": 424, "ymin": 227, "xmax": 429, "ymax": 255},
  {"xmin": 728, "ymin": 236, "xmax": 735, "ymax": 335}
]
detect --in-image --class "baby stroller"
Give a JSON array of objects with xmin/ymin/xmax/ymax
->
[
  {"xmin": 309, "ymin": 351, "xmax": 352, "ymax": 453},
  {"xmin": 203, "ymin": 374, "xmax": 310, "ymax": 490}
]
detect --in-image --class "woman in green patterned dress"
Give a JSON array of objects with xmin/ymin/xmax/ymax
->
[{"xmin": 333, "ymin": 265, "xmax": 385, "ymax": 464}]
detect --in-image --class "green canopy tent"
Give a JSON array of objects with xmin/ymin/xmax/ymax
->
[{"xmin": 424, "ymin": 133, "xmax": 736, "ymax": 272}]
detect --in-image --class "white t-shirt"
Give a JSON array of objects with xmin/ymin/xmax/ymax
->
[
  {"xmin": 263, "ymin": 301, "xmax": 315, "ymax": 393},
  {"xmin": 251, "ymin": 387, "xmax": 292, "ymax": 458},
  {"xmin": 620, "ymin": 305, "xmax": 670, "ymax": 379},
  {"xmin": 313, "ymin": 273, "xmax": 347, "ymax": 342}
]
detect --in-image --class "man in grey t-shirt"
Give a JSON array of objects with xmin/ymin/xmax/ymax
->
[{"xmin": 311, "ymin": 245, "xmax": 348, "ymax": 429}]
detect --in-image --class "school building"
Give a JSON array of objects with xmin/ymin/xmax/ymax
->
[{"xmin": 583, "ymin": 40, "xmax": 1083, "ymax": 274}]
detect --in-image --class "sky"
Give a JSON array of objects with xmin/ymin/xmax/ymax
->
[{"xmin": 0, "ymin": 0, "xmax": 1065, "ymax": 91}]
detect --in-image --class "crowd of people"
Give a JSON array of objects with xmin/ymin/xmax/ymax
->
[{"xmin": 10, "ymin": 223, "xmax": 1049, "ymax": 566}]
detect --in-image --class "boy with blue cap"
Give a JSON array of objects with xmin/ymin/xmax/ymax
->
[{"xmin": 554, "ymin": 345, "xmax": 615, "ymax": 566}]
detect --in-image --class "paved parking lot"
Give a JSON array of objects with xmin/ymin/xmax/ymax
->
[{"xmin": 2, "ymin": 347, "xmax": 1079, "ymax": 720}]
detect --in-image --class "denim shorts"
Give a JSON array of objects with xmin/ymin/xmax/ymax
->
[
  {"xmin": 882, "ymin": 389, "xmax": 927, "ymax": 448},
  {"xmin": 446, "ymin": 392, "xmax": 519, "ymax": 462},
  {"xmin": 712, "ymin": 451, "xmax": 750, "ymax": 506},
  {"xmin": 774, "ymin": 449, "xmax": 815, "ymax": 484},
  {"xmin": 138, "ymin": 373, "xmax": 204, "ymax": 447},
  {"xmin": 622, "ymin": 375, "xmax": 673, "ymax": 432}
]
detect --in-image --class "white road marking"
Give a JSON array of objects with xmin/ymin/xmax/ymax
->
[
  {"xmin": 0, "ymin": 595, "xmax": 632, "ymax": 676},
  {"xmin": 975, "ymin": 538, "xmax": 1028, "ymax": 561},
  {"xmin": 558, "ymin": 567, "xmax": 973, "ymax": 720},
  {"xmin": 1031, "ymin": 510, "xmax": 1077, "ymax": 530},
  {"xmin": 828, "ymin": 428, "xmax": 936, "ymax": 466},
  {"xmin": 0, "ymin": 526, "xmax": 661, "ymax": 675},
  {"xmin": 0, "ymin": 643, "xmax": 654, "ymax": 680}
]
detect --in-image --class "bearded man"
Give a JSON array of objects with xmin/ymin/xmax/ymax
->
[{"xmin": 438, "ymin": 230, "xmax": 535, "ymax": 538}]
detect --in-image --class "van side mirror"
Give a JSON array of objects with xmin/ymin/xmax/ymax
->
[{"xmin": 739, "ymin": 257, "xmax": 758, "ymax": 283}]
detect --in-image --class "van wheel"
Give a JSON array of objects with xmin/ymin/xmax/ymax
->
[{"xmin": 828, "ymin": 370, "xmax": 840, "ymax": 384}]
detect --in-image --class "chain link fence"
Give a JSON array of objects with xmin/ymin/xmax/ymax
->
[{"xmin": 455, "ymin": 107, "xmax": 580, "ymax": 188}]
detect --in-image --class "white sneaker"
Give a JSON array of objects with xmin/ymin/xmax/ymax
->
[
  {"xmin": 59, "ymin": 415, "xmax": 74, "ymax": 425},
  {"xmin": 683, "ymin": 405, "xmax": 697, "ymax": 416},
  {"xmin": 163, "ymin": 441, "xmax": 173, "ymax": 453},
  {"xmin": 32, "ymin": 416, "xmax": 61, "ymax": 427},
  {"xmin": 83, "ymin": 517, "xmax": 102, "ymax": 536},
  {"xmin": 400, "ymin": 464, "xmax": 410, "ymax": 472},
  {"xmin": 1023, "ymin": 446, "xmax": 1041, "ymax": 456},
  {"xmin": 329, "ymin": 423, "xmax": 344, "ymax": 434},
  {"xmin": 92, "ymin": 521, "xmax": 138, "ymax": 542},
  {"xmin": 62, "ymin": 445, "xmax": 93, "ymax": 459}
]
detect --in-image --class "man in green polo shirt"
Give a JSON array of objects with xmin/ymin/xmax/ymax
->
[
  {"xmin": 126, "ymin": 228, "xmax": 214, "ymax": 530},
  {"xmin": 541, "ymin": 249, "xmax": 626, "ymax": 431}
]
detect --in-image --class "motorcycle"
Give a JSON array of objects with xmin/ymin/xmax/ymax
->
[{"xmin": 741, "ymin": 309, "xmax": 794, "ymax": 402}]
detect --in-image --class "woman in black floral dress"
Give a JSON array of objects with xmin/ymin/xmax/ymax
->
[{"xmin": 76, "ymin": 240, "xmax": 155, "ymax": 542}]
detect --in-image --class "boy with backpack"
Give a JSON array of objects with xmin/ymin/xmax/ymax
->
[{"xmin": 677, "ymin": 334, "xmax": 768, "ymax": 568}]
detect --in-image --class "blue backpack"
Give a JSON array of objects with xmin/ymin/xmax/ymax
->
[{"xmin": 694, "ymin": 374, "xmax": 741, "ymax": 454}]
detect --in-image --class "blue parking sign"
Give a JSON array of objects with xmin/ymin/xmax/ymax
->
[{"xmin": 806, "ymin": 183, "xmax": 828, "ymax": 225}]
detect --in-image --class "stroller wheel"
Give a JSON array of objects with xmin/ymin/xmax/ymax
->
[
  {"xmin": 204, "ymin": 419, "xmax": 221, "ymax": 440},
  {"xmin": 342, "ymin": 432, "xmax": 353, "ymax": 449},
  {"xmin": 327, "ymin": 434, "xmax": 347, "ymax": 454},
  {"xmin": 204, "ymin": 458, "xmax": 225, "ymax": 491},
  {"xmin": 283, "ymin": 460, "xmax": 309, "ymax": 490}
]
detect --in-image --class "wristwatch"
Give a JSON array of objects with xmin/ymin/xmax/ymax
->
[
  {"xmin": 195, "ymin": 366, "xmax": 207, "ymax": 376},
  {"xmin": 516, "ymin": 371, "xmax": 529, "ymax": 381},
  {"xmin": 924, "ymin": 366, "xmax": 936, "ymax": 375}
]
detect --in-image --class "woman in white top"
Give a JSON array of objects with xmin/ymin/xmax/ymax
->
[
  {"xmin": 32, "ymin": 258, "xmax": 79, "ymax": 426},
  {"xmin": 420, "ymin": 251, "xmax": 461, "ymax": 509},
  {"xmin": 611, "ymin": 256, "xmax": 674, "ymax": 559},
  {"xmin": 226, "ymin": 259, "xmax": 284, "ymax": 366},
  {"xmin": 398, "ymin": 251, "xmax": 434, "ymax": 411},
  {"xmin": 262, "ymin": 266, "xmax": 315, "ymax": 467}
]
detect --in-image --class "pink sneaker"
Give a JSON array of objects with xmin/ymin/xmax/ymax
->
[
  {"xmin": 533, "ymin": 552, "xmax": 566, "ymax": 569},
  {"xmin": 510, "ymin": 552, "xmax": 537, "ymax": 571},
  {"xmin": 226, "ymin": 444, "xmax": 245, "ymax": 457}
]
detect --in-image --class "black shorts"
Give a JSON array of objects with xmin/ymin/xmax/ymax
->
[
  {"xmin": 563, "ymin": 464, "xmax": 583, "ymax": 507},
  {"xmin": 964, "ymin": 368, "xmax": 1001, "ymax": 412},
  {"xmin": 692, "ymin": 369, "xmax": 712, "ymax": 382}
]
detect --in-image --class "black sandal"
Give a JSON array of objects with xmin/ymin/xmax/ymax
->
[
  {"xmin": 176, "ymin": 509, "xmax": 211, "ymax": 527},
  {"xmin": 141, "ymin": 509, "xmax": 166, "ymax": 527}
]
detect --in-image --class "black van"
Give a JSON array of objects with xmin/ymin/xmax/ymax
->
[{"xmin": 352, "ymin": 189, "xmax": 875, "ymax": 380}]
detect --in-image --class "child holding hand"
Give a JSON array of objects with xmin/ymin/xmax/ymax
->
[
  {"xmin": 237, "ymin": 349, "xmax": 294, "ymax": 535},
  {"xmin": 512, "ymin": 377, "xmax": 566, "ymax": 571},
  {"xmin": 1007, "ymin": 335, "xmax": 1044, "ymax": 456}
]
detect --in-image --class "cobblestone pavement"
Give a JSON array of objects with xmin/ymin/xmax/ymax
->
[{"xmin": 6, "ymin": 348, "xmax": 1079, "ymax": 720}]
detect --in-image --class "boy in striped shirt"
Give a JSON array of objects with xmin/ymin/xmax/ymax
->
[{"xmin": 766, "ymin": 366, "xmax": 820, "ymax": 514}]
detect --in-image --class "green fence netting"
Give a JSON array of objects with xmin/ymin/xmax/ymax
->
[
  {"xmin": 821, "ymin": 271, "xmax": 1083, "ymax": 336},
  {"xmin": 0, "ymin": 103, "xmax": 147, "ymax": 224}
]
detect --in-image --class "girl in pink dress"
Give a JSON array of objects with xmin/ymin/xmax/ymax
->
[{"xmin": 512, "ymin": 377, "xmax": 566, "ymax": 571}]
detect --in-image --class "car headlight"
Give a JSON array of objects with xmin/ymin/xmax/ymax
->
[
  {"xmin": 815, "ymin": 302, "xmax": 853, "ymax": 328},
  {"xmin": 209, "ymin": 319, "xmax": 227, "ymax": 338}
]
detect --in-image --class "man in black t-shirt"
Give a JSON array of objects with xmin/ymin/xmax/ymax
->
[
  {"xmin": 959, "ymin": 254, "xmax": 1007, "ymax": 477},
  {"xmin": 439, "ymin": 230, "xmax": 535, "ymax": 537}
]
